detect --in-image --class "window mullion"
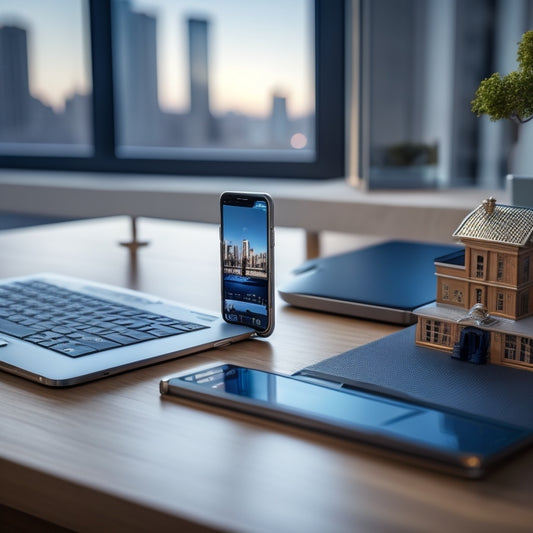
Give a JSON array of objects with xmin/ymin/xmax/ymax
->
[{"xmin": 89, "ymin": 0, "xmax": 116, "ymax": 162}]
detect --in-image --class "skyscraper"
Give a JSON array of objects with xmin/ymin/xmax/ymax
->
[
  {"xmin": 241, "ymin": 239, "xmax": 249, "ymax": 276},
  {"xmin": 242, "ymin": 239, "xmax": 250, "ymax": 262},
  {"xmin": 0, "ymin": 25, "xmax": 31, "ymax": 135},
  {"xmin": 113, "ymin": 0, "xmax": 160, "ymax": 146},
  {"xmin": 271, "ymin": 93, "xmax": 289, "ymax": 147},
  {"xmin": 187, "ymin": 17, "xmax": 213, "ymax": 144}
]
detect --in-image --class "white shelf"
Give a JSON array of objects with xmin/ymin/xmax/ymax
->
[{"xmin": 0, "ymin": 170, "xmax": 506, "ymax": 247}]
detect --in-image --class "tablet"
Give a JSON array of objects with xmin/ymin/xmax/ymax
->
[
  {"xmin": 278, "ymin": 241, "xmax": 462, "ymax": 325},
  {"xmin": 160, "ymin": 363, "xmax": 533, "ymax": 478}
]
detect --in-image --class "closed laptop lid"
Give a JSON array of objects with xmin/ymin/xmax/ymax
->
[{"xmin": 278, "ymin": 241, "xmax": 462, "ymax": 325}]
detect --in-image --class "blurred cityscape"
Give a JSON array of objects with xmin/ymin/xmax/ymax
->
[
  {"xmin": 4, "ymin": 0, "xmax": 533, "ymax": 189},
  {"xmin": 0, "ymin": 23, "xmax": 91, "ymax": 147},
  {"xmin": 114, "ymin": 1, "xmax": 313, "ymax": 151},
  {"xmin": 0, "ymin": 0, "xmax": 314, "ymax": 152}
]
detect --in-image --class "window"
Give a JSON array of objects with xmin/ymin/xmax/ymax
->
[
  {"xmin": 505, "ymin": 335, "xmax": 533, "ymax": 364},
  {"xmin": 520, "ymin": 338, "xmax": 533, "ymax": 364},
  {"xmin": 424, "ymin": 320, "xmax": 432, "ymax": 343},
  {"xmin": 496, "ymin": 255, "xmax": 504, "ymax": 281},
  {"xmin": 504, "ymin": 335, "xmax": 517, "ymax": 361},
  {"xmin": 112, "ymin": 1, "xmax": 315, "ymax": 157},
  {"xmin": 424, "ymin": 319, "xmax": 451, "ymax": 346},
  {"xmin": 496, "ymin": 292, "xmax": 504, "ymax": 312},
  {"xmin": 452, "ymin": 289, "xmax": 463, "ymax": 304},
  {"xmin": 0, "ymin": 0, "xmax": 344, "ymax": 178},
  {"xmin": 5, "ymin": 0, "xmax": 531, "ymax": 187},
  {"xmin": 0, "ymin": 0, "xmax": 92, "ymax": 154},
  {"xmin": 475, "ymin": 255, "xmax": 485, "ymax": 279},
  {"xmin": 475, "ymin": 288, "xmax": 483, "ymax": 304},
  {"xmin": 358, "ymin": 0, "xmax": 533, "ymax": 189}
]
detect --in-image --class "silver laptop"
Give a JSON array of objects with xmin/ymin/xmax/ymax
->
[{"xmin": 0, "ymin": 273, "xmax": 256, "ymax": 387}]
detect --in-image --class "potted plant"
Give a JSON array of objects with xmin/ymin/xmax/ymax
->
[{"xmin": 471, "ymin": 30, "xmax": 533, "ymax": 125}]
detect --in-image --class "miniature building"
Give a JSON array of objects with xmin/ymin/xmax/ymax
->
[{"xmin": 415, "ymin": 198, "xmax": 533, "ymax": 371}]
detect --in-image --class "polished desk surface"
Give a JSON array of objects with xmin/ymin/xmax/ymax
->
[{"xmin": 1, "ymin": 217, "xmax": 533, "ymax": 532}]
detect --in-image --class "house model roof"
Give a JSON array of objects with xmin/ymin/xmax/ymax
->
[{"xmin": 453, "ymin": 197, "xmax": 533, "ymax": 246}]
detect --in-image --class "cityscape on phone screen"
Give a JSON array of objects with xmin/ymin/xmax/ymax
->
[{"xmin": 222, "ymin": 201, "xmax": 269, "ymax": 330}]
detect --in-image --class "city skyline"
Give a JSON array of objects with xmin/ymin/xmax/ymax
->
[
  {"xmin": 223, "ymin": 238, "xmax": 268, "ymax": 278},
  {"xmin": 222, "ymin": 202, "xmax": 269, "ymax": 278},
  {"xmin": 0, "ymin": 0, "xmax": 89, "ymax": 113},
  {"xmin": 0, "ymin": 0, "xmax": 313, "ymax": 119},
  {"xmin": 0, "ymin": 22, "xmax": 91, "ymax": 146},
  {"xmin": 131, "ymin": 0, "xmax": 312, "ymax": 118},
  {"xmin": 0, "ymin": 0, "xmax": 313, "ymax": 151}
]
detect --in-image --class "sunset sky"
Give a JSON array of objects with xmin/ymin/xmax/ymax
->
[{"xmin": 0, "ymin": 0, "xmax": 314, "ymax": 118}]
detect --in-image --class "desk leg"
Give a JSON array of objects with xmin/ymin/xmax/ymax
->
[
  {"xmin": 119, "ymin": 216, "xmax": 149, "ymax": 251},
  {"xmin": 305, "ymin": 231, "xmax": 320, "ymax": 259}
]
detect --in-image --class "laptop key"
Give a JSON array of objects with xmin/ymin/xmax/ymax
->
[
  {"xmin": 6, "ymin": 314, "xmax": 27, "ymax": 323},
  {"xmin": 26, "ymin": 331, "xmax": 63, "ymax": 343},
  {"xmin": 67, "ymin": 333, "xmax": 121, "ymax": 351},
  {"xmin": 143, "ymin": 325, "xmax": 186, "ymax": 337},
  {"xmin": 118, "ymin": 328, "xmax": 156, "ymax": 341},
  {"xmin": 112, "ymin": 318, "xmax": 150, "ymax": 328},
  {"xmin": 0, "ymin": 317, "xmax": 38, "ymax": 339},
  {"xmin": 172, "ymin": 322, "xmax": 208, "ymax": 332},
  {"xmin": 39, "ymin": 340, "xmax": 66, "ymax": 348},
  {"xmin": 100, "ymin": 332, "xmax": 142, "ymax": 346},
  {"xmin": 52, "ymin": 325, "xmax": 76, "ymax": 335},
  {"xmin": 51, "ymin": 342, "xmax": 97, "ymax": 357}
]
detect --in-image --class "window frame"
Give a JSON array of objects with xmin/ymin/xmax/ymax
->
[{"xmin": 0, "ymin": 0, "xmax": 345, "ymax": 179}]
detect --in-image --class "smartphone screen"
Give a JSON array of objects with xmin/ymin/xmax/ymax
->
[
  {"xmin": 163, "ymin": 364, "xmax": 533, "ymax": 478},
  {"xmin": 220, "ymin": 192, "xmax": 274, "ymax": 336}
]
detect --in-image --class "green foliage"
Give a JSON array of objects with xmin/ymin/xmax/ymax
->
[{"xmin": 471, "ymin": 30, "xmax": 533, "ymax": 124}]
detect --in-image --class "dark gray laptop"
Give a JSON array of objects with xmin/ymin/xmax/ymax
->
[
  {"xmin": 0, "ymin": 273, "xmax": 255, "ymax": 387},
  {"xmin": 279, "ymin": 241, "xmax": 462, "ymax": 325}
]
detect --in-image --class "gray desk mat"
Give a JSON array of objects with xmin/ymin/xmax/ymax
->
[{"xmin": 297, "ymin": 326, "xmax": 533, "ymax": 429}]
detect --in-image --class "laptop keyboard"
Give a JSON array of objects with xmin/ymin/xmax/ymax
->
[{"xmin": 0, "ymin": 280, "xmax": 208, "ymax": 357}]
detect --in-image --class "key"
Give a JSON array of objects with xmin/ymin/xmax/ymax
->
[
  {"xmin": 0, "ymin": 317, "xmax": 38, "ymax": 339},
  {"xmin": 51, "ymin": 342, "xmax": 97, "ymax": 357}
]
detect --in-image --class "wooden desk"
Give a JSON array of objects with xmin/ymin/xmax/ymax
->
[{"xmin": 1, "ymin": 217, "xmax": 533, "ymax": 532}]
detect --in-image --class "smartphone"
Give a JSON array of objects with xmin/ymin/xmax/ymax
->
[
  {"xmin": 160, "ymin": 363, "xmax": 533, "ymax": 478},
  {"xmin": 220, "ymin": 192, "xmax": 274, "ymax": 337}
]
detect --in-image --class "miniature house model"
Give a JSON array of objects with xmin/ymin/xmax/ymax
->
[{"xmin": 415, "ymin": 197, "xmax": 533, "ymax": 371}]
